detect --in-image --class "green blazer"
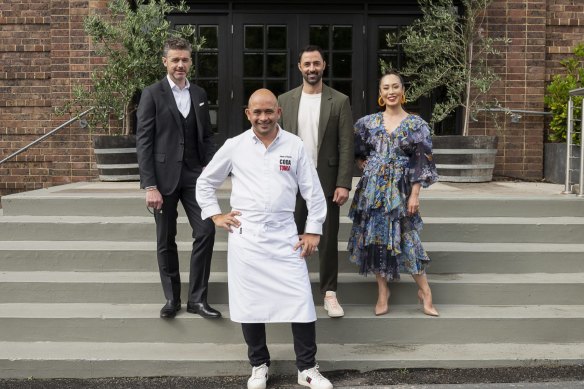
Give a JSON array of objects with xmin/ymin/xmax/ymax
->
[{"xmin": 278, "ymin": 84, "xmax": 354, "ymax": 196}]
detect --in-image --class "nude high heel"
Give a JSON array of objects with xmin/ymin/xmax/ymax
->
[{"xmin": 417, "ymin": 289, "xmax": 439, "ymax": 317}]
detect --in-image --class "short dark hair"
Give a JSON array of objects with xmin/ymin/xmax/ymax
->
[
  {"xmin": 298, "ymin": 45, "xmax": 325, "ymax": 63},
  {"xmin": 163, "ymin": 37, "xmax": 192, "ymax": 57},
  {"xmin": 379, "ymin": 69, "xmax": 405, "ymax": 87}
]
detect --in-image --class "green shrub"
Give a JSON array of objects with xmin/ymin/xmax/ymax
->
[{"xmin": 544, "ymin": 43, "xmax": 584, "ymax": 145}]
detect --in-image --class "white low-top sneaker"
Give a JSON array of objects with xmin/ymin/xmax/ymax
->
[
  {"xmin": 324, "ymin": 291, "xmax": 344, "ymax": 317},
  {"xmin": 247, "ymin": 363, "xmax": 269, "ymax": 389},
  {"xmin": 298, "ymin": 364, "xmax": 333, "ymax": 389}
]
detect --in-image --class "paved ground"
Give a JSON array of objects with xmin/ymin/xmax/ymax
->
[{"xmin": 1, "ymin": 366, "xmax": 584, "ymax": 388}]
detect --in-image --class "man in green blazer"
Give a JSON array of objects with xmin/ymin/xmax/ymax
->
[{"xmin": 278, "ymin": 45, "xmax": 354, "ymax": 318}]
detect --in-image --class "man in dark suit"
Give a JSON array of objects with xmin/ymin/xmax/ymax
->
[
  {"xmin": 136, "ymin": 37, "xmax": 220, "ymax": 319},
  {"xmin": 278, "ymin": 45, "xmax": 354, "ymax": 318}
]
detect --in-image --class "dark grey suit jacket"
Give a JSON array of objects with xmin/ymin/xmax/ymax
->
[
  {"xmin": 278, "ymin": 84, "xmax": 354, "ymax": 196},
  {"xmin": 136, "ymin": 77, "xmax": 215, "ymax": 195}
]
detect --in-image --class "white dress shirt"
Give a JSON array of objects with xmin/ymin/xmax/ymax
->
[
  {"xmin": 196, "ymin": 126, "xmax": 326, "ymax": 234},
  {"xmin": 166, "ymin": 75, "xmax": 191, "ymax": 118}
]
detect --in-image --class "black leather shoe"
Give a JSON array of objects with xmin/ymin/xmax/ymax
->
[
  {"xmin": 160, "ymin": 300, "xmax": 181, "ymax": 319},
  {"xmin": 187, "ymin": 301, "xmax": 222, "ymax": 318}
]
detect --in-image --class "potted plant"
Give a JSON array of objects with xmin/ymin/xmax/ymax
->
[
  {"xmin": 59, "ymin": 0, "xmax": 202, "ymax": 181},
  {"xmin": 385, "ymin": 0, "xmax": 509, "ymax": 182},
  {"xmin": 543, "ymin": 43, "xmax": 584, "ymax": 184}
]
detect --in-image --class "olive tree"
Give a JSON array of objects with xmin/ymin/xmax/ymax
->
[{"xmin": 385, "ymin": 0, "xmax": 509, "ymax": 135}]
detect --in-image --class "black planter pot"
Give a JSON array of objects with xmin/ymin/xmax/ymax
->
[
  {"xmin": 544, "ymin": 143, "xmax": 581, "ymax": 184},
  {"xmin": 92, "ymin": 135, "xmax": 140, "ymax": 182},
  {"xmin": 432, "ymin": 135, "xmax": 498, "ymax": 183}
]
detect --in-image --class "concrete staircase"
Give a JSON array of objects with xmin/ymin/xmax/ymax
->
[{"xmin": 1, "ymin": 181, "xmax": 584, "ymax": 378}]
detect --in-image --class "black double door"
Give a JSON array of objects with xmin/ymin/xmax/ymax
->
[
  {"xmin": 231, "ymin": 13, "xmax": 365, "ymax": 137},
  {"xmin": 171, "ymin": 11, "xmax": 433, "ymax": 147}
]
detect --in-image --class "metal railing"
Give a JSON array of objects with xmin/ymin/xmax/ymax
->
[
  {"xmin": 563, "ymin": 87, "xmax": 584, "ymax": 197},
  {"xmin": 0, "ymin": 108, "xmax": 94, "ymax": 166},
  {"xmin": 476, "ymin": 107, "xmax": 552, "ymax": 123}
]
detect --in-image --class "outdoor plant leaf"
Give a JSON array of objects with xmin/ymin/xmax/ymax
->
[
  {"xmin": 385, "ymin": 0, "xmax": 509, "ymax": 135},
  {"xmin": 57, "ymin": 0, "xmax": 204, "ymax": 135},
  {"xmin": 544, "ymin": 43, "xmax": 584, "ymax": 145}
]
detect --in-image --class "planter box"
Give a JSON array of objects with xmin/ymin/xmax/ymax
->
[
  {"xmin": 544, "ymin": 143, "xmax": 581, "ymax": 184},
  {"xmin": 432, "ymin": 135, "xmax": 498, "ymax": 183},
  {"xmin": 93, "ymin": 135, "xmax": 140, "ymax": 182}
]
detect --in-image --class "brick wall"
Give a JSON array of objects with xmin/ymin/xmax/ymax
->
[
  {"xmin": 546, "ymin": 0, "xmax": 584, "ymax": 76},
  {"xmin": 470, "ymin": 0, "xmax": 548, "ymax": 180},
  {"xmin": 0, "ymin": 0, "xmax": 95, "ymax": 199}
]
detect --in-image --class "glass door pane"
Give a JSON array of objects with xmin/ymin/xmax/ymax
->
[
  {"xmin": 232, "ymin": 14, "xmax": 296, "ymax": 135},
  {"xmin": 169, "ymin": 15, "xmax": 229, "ymax": 145},
  {"xmin": 298, "ymin": 14, "xmax": 364, "ymax": 122}
]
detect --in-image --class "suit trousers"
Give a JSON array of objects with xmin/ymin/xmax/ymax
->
[
  {"xmin": 295, "ymin": 195, "xmax": 339, "ymax": 294},
  {"xmin": 154, "ymin": 164, "xmax": 215, "ymax": 303},
  {"xmin": 241, "ymin": 322, "xmax": 317, "ymax": 371}
]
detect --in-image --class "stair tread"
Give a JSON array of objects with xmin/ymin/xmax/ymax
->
[
  {"xmin": 2, "ymin": 240, "xmax": 584, "ymax": 252},
  {"xmin": 1, "ymin": 341, "xmax": 583, "ymax": 361},
  {"xmin": 2, "ymin": 303, "xmax": 584, "ymax": 319},
  {"xmin": 2, "ymin": 215, "xmax": 584, "ymax": 223},
  {"xmin": 1, "ymin": 271, "xmax": 583, "ymax": 284},
  {"xmin": 1, "ymin": 180, "xmax": 569, "ymax": 200}
]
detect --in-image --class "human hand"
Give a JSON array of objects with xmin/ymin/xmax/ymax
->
[
  {"xmin": 407, "ymin": 195, "xmax": 420, "ymax": 216},
  {"xmin": 293, "ymin": 233, "xmax": 320, "ymax": 258},
  {"xmin": 333, "ymin": 187, "xmax": 349, "ymax": 206},
  {"xmin": 211, "ymin": 210, "xmax": 242, "ymax": 232},
  {"xmin": 146, "ymin": 188, "xmax": 163, "ymax": 210},
  {"xmin": 357, "ymin": 158, "xmax": 367, "ymax": 170}
]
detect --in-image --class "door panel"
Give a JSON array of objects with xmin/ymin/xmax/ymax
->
[
  {"xmin": 298, "ymin": 14, "xmax": 365, "ymax": 121},
  {"xmin": 366, "ymin": 15, "xmax": 425, "ymax": 118},
  {"xmin": 169, "ymin": 7, "xmax": 453, "ymax": 148},
  {"xmin": 171, "ymin": 15, "xmax": 230, "ymax": 145},
  {"xmin": 232, "ymin": 14, "xmax": 297, "ymax": 135}
]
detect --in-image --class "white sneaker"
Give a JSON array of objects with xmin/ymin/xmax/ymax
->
[
  {"xmin": 298, "ymin": 364, "xmax": 333, "ymax": 389},
  {"xmin": 247, "ymin": 363, "xmax": 268, "ymax": 389},
  {"xmin": 323, "ymin": 291, "xmax": 344, "ymax": 317}
]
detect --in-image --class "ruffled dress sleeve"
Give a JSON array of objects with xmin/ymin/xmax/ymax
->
[
  {"xmin": 402, "ymin": 116, "xmax": 439, "ymax": 188},
  {"xmin": 354, "ymin": 116, "xmax": 372, "ymax": 160}
]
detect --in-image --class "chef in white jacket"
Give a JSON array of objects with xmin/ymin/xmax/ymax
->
[{"xmin": 196, "ymin": 89, "xmax": 333, "ymax": 389}]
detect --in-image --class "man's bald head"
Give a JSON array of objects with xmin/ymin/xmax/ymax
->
[
  {"xmin": 245, "ymin": 88, "xmax": 282, "ymax": 143},
  {"xmin": 248, "ymin": 88, "xmax": 279, "ymax": 108}
]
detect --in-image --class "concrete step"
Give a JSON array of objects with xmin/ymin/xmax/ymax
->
[
  {"xmin": 1, "ymin": 241, "xmax": 584, "ymax": 274},
  {"xmin": 2, "ymin": 192, "xmax": 584, "ymax": 217},
  {"xmin": 1, "ymin": 341, "xmax": 583, "ymax": 378},
  {"xmin": 2, "ymin": 181, "xmax": 581, "ymax": 218},
  {"xmin": 1, "ymin": 303, "xmax": 583, "ymax": 344},
  {"xmin": 1, "ymin": 215, "xmax": 584, "ymax": 243},
  {"xmin": 1, "ymin": 272, "xmax": 583, "ymax": 305}
]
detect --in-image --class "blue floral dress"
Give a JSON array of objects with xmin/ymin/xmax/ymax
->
[{"xmin": 348, "ymin": 113, "xmax": 439, "ymax": 280}]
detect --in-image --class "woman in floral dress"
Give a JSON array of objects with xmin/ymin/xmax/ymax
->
[{"xmin": 348, "ymin": 70, "xmax": 439, "ymax": 316}]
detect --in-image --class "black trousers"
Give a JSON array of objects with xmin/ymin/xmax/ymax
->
[
  {"xmin": 154, "ymin": 165, "xmax": 215, "ymax": 303},
  {"xmin": 295, "ymin": 195, "xmax": 340, "ymax": 294},
  {"xmin": 241, "ymin": 322, "xmax": 317, "ymax": 371}
]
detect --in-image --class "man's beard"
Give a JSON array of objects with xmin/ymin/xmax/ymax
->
[{"xmin": 303, "ymin": 72, "xmax": 322, "ymax": 85}]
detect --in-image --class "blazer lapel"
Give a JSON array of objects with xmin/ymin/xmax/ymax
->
[
  {"xmin": 161, "ymin": 78, "xmax": 183, "ymax": 138},
  {"xmin": 317, "ymin": 84, "xmax": 332, "ymax": 152},
  {"xmin": 190, "ymin": 86, "xmax": 205, "ymax": 139},
  {"xmin": 288, "ymin": 86, "xmax": 303, "ymax": 135}
]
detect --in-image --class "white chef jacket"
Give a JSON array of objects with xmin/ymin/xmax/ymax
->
[{"xmin": 196, "ymin": 126, "xmax": 327, "ymax": 323}]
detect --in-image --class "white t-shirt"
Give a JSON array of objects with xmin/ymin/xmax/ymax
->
[{"xmin": 297, "ymin": 92, "xmax": 321, "ymax": 168}]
